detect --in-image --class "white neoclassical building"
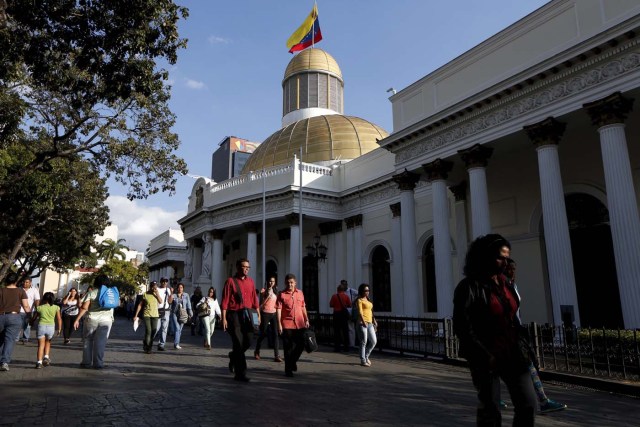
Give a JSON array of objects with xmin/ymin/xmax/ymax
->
[{"xmin": 178, "ymin": 0, "xmax": 640, "ymax": 329}]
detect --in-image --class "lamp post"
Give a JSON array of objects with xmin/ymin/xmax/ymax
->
[{"xmin": 306, "ymin": 234, "xmax": 328, "ymax": 262}]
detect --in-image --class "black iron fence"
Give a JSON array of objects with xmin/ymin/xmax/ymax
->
[{"xmin": 308, "ymin": 313, "xmax": 640, "ymax": 382}]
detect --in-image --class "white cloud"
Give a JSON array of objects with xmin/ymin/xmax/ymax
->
[
  {"xmin": 105, "ymin": 196, "xmax": 186, "ymax": 252},
  {"xmin": 208, "ymin": 35, "xmax": 230, "ymax": 45},
  {"xmin": 185, "ymin": 78, "xmax": 206, "ymax": 90}
]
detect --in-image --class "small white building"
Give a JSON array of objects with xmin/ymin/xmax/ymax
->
[{"xmin": 147, "ymin": 228, "xmax": 186, "ymax": 288}]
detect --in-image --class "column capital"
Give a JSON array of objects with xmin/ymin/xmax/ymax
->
[
  {"xmin": 422, "ymin": 158, "xmax": 454, "ymax": 181},
  {"xmin": 392, "ymin": 170, "xmax": 420, "ymax": 191},
  {"xmin": 243, "ymin": 221, "xmax": 259, "ymax": 233},
  {"xmin": 390, "ymin": 202, "xmax": 401, "ymax": 217},
  {"xmin": 211, "ymin": 229, "xmax": 226, "ymax": 240},
  {"xmin": 345, "ymin": 214, "xmax": 363, "ymax": 229},
  {"xmin": 286, "ymin": 213, "xmax": 300, "ymax": 226},
  {"xmin": 524, "ymin": 117, "xmax": 567, "ymax": 147},
  {"xmin": 584, "ymin": 92, "xmax": 634, "ymax": 127},
  {"xmin": 277, "ymin": 228, "xmax": 290, "ymax": 241},
  {"xmin": 449, "ymin": 181, "xmax": 467, "ymax": 202},
  {"xmin": 458, "ymin": 144, "xmax": 494, "ymax": 168},
  {"xmin": 319, "ymin": 220, "xmax": 342, "ymax": 235}
]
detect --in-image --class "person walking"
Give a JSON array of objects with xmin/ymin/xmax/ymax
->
[
  {"xmin": 342, "ymin": 279, "xmax": 358, "ymax": 348},
  {"xmin": 18, "ymin": 278, "xmax": 40, "ymax": 344},
  {"xmin": 32, "ymin": 292, "xmax": 62, "ymax": 368},
  {"xmin": 355, "ymin": 283, "xmax": 377, "ymax": 367},
  {"xmin": 190, "ymin": 286, "xmax": 203, "ymax": 336},
  {"xmin": 134, "ymin": 281, "xmax": 161, "ymax": 354},
  {"xmin": 0, "ymin": 272, "xmax": 31, "ymax": 371},
  {"xmin": 329, "ymin": 283, "xmax": 351, "ymax": 352},
  {"xmin": 453, "ymin": 234, "xmax": 537, "ymax": 427},
  {"xmin": 61, "ymin": 288, "xmax": 80, "ymax": 344},
  {"xmin": 276, "ymin": 273, "xmax": 310, "ymax": 378},
  {"xmin": 73, "ymin": 274, "xmax": 116, "ymax": 369},
  {"xmin": 155, "ymin": 278, "xmax": 173, "ymax": 351},
  {"xmin": 197, "ymin": 287, "xmax": 221, "ymax": 350},
  {"xmin": 170, "ymin": 283, "xmax": 192, "ymax": 350},
  {"xmin": 221, "ymin": 258, "xmax": 260, "ymax": 382},
  {"xmin": 254, "ymin": 276, "xmax": 282, "ymax": 362}
]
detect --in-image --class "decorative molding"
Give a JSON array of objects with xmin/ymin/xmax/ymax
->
[
  {"xmin": 524, "ymin": 117, "xmax": 567, "ymax": 147},
  {"xmin": 449, "ymin": 181, "xmax": 467, "ymax": 202},
  {"xmin": 390, "ymin": 202, "xmax": 401, "ymax": 217},
  {"xmin": 423, "ymin": 158, "xmax": 454, "ymax": 181},
  {"xmin": 584, "ymin": 91, "xmax": 634, "ymax": 127},
  {"xmin": 393, "ymin": 170, "xmax": 421, "ymax": 191},
  {"xmin": 395, "ymin": 50, "xmax": 640, "ymax": 162},
  {"xmin": 458, "ymin": 144, "xmax": 494, "ymax": 168}
]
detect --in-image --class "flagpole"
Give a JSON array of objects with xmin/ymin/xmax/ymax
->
[
  {"xmin": 262, "ymin": 167, "xmax": 266, "ymax": 289},
  {"xmin": 312, "ymin": 1, "xmax": 317, "ymax": 49},
  {"xmin": 299, "ymin": 146, "xmax": 303, "ymax": 288}
]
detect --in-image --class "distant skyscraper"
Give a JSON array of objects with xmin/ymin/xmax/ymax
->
[{"xmin": 211, "ymin": 136, "xmax": 260, "ymax": 182}]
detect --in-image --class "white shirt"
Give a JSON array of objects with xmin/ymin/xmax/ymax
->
[
  {"xmin": 158, "ymin": 287, "xmax": 171, "ymax": 309},
  {"xmin": 20, "ymin": 287, "xmax": 40, "ymax": 313}
]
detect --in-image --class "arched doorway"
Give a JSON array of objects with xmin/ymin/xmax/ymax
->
[
  {"xmin": 422, "ymin": 236, "xmax": 438, "ymax": 313},
  {"xmin": 566, "ymin": 193, "xmax": 623, "ymax": 328},
  {"xmin": 370, "ymin": 246, "xmax": 391, "ymax": 312},
  {"xmin": 265, "ymin": 259, "xmax": 278, "ymax": 287},
  {"xmin": 302, "ymin": 256, "xmax": 318, "ymax": 311}
]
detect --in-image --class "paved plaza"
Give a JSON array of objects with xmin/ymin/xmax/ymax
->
[{"xmin": 1, "ymin": 318, "xmax": 639, "ymax": 426}]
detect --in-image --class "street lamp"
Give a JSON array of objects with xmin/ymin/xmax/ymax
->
[{"xmin": 306, "ymin": 234, "xmax": 328, "ymax": 262}]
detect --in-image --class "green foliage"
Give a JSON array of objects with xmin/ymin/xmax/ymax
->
[
  {"xmin": 96, "ymin": 238, "xmax": 129, "ymax": 262},
  {"xmin": 82, "ymin": 258, "xmax": 147, "ymax": 296}
]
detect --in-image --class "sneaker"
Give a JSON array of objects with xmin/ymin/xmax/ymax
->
[
  {"xmin": 0, "ymin": 363, "xmax": 9, "ymax": 371},
  {"xmin": 43, "ymin": 357, "xmax": 50, "ymax": 367},
  {"xmin": 365, "ymin": 360, "xmax": 372, "ymax": 366},
  {"xmin": 174, "ymin": 345, "xmax": 182, "ymax": 350},
  {"xmin": 499, "ymin": 400, "xmax": 508, "ymax": 409},
  {"xmin": 35, "ymin": 362, "xmax": 43, "ymax": 369},
  {"xmin": 360, "ymin": 361, "xmax": 369, "ymax": 367},
  {"xmin": 540, "ymin": 399, "xmax": 567, "ymax": 413},
  {"xmin": 274, "ymin": 356, "xmax": 283, "ymax": 363},
  {"xmin": 254, "ymin": 352, "xmax": 261, "ymax": 360},
  {"xmin": 157, "ymin": 346, "xmax": 165, "ymax": 351}
]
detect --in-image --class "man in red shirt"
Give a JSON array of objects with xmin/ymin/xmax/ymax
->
[
  {"xmin": 221, "ymin": 258, "xmax": 260, "ymax": 382},
  {"xmin": 329, "ymin": 283, "xmax": 351, "ymax": 352},
  {"xmin": 276, "ymin": 273, "xmax": 309, "ymax": 378}
]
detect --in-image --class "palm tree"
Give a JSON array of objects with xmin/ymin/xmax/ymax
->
[{"xmin": 96, "ymin": 238, "xmax": 129, "ymax": 262}]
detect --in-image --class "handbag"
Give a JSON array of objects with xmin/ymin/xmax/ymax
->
[
  {"xmin": 232, "ymin": 278, "xmax": 260, "ymax": 333},
  {"xmin": 197, "ymin": 300, "xmax": 211, "ymax": 318},
  {"xmin": 303, "ymin": 329, "xmax": 318, "ymax": 353},
  {"xmin": 176, "ymin": 297, "xmax": 189, "ymax": 324}
]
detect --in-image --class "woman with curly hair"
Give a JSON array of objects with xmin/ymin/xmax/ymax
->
[{"xmin": 453, "ymin": 234, "xmax": 537, "ymax": 426}]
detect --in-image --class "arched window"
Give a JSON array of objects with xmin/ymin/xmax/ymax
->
[
  {"xmin": 371, "ymin": 246, "xmax": 391, "ymax": 312},
  {"xmin": 302, "ymin": 256, "xmax": 318, "ymax": 311},
  {"xmin": 265, "ymin": 260, "xmax": 278, "ymax": 287},
  {"xmin": 423, "ymin": 236, "xmax": 438, "ymax": 313}
]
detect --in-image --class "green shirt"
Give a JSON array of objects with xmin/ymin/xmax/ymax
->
[
  {"xmin": 142, "ymin": 293, "xmax": 159, "ymax": 318},
  {"xmin": 37, "ymin": 304, "xmax": 60, "ymax": 326}
]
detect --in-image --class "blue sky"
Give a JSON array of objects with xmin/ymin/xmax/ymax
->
[{"xmin": 107, "ymin": 0, "xmax": 549, "ymax": 251}]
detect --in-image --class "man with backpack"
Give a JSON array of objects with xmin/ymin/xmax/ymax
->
[{"xmin": 73, "ymin": 274, "xmax": 116, "ymax": 369}]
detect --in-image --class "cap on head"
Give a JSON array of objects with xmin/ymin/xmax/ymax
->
[{"xmin": 160, "ymin": 278, "xmax": 168, "ymax": 283}]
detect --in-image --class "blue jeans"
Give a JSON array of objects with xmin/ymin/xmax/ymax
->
[
  {"xmin": 0, "ymin": 313, "xmax": 22, "ymax": 364},
  {"xmin": 81, "ymin": 317, "xmax": 113, "ymax": 368},
  {"xmin": 357, "ymin": 322, "xmax": 377, "ymax": 363},
  {"xmin": 156, "ymin": 310, "xmax": 170, "ymax": 348},
  {"xmin": 170, "ymin": 313, "xmax": 185, "ymax": 346}
]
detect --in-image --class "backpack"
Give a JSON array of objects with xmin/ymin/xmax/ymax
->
[{"xmin": 98, "ymin": 285, "xmax": 120, "ymax": 309}]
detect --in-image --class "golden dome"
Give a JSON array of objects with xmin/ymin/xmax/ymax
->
[
  {"xmin": 283, "ymin": 48, "xmax": 342, "ymax": 82},
  {"xmin": 241, "ymin": 115, "xmax": 388, "ymax": 173}
]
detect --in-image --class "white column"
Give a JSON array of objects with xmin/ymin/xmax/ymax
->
[
  {"xmin": 468, "ymin": 167, "xmax": 491, "ymax": 238},
  {"xmin": 431, "ymin": 180, "xmax": 455, "ymax": 318},
  {"xmin": 334, "ymin": 228, "xmax": 345, "ymax": 283},
  {"xmin": 345, "ymin": 223, "xmax": 355, "ymax": 286},
  {"xmin": 598, "ymin": 124, "xmax": 640, "ymax": 328},
  {"xmin": 245, "ymin": 222, "xmax": 258, "ymax": 283},
  {"xmin": 289, "ymin": 224, "xmax": 301, "ymax": 281},
  {"xmin": 390, "ymin": 203, "xmax": 403, "ymax": 313},
  {"xmin": 212, "ymin": 230, "xmax": 225, "ymax": 296},
  {"xmin": 353, "ymin": 216, "xmax": 364, "ymax": 287},
  {"xmin": 450, "ymin": 182, "xmax": 469, "ymax": 276},
  {"xmin": 536, "ymin": 144, "xmax": 580, "ymax": 325}
]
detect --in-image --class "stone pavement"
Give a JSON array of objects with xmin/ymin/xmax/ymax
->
[{"xmin": 1, "ymin": 318, "xmax": 639, "ymax": 426}]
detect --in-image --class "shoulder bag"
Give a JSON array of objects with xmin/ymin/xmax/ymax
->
[{"xmin": 232, "ymin": 278, "xmax": 260, "ymax": 333}]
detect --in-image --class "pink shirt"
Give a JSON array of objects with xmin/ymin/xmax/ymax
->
[
  {"xmin": 276, "ymin": 288, "xmax": 306, "ymax": 330},
  {"xmin": 261, "ymin": 289, "xmax": 277, "ymax": 314}
]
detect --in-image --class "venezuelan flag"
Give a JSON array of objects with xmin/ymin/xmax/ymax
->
[{"xmin": 286, "ymin": 4, "xmax": 322, "ymax": 53}]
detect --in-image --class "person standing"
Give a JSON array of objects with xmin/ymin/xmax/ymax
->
[
  {"xmin": 155, "ymin": 277, "xmax": 173, "ymax": 351},
  {"xmin": 221, "ymin": 258, "xmax": 260, "ymax": 382},
  {"xmin": 254, "ymin": 276, "xmax": 281, "ymax": 362},
  {"xmin": 190, "ymin": 286, "xmax": 203, "ymax": 336},
  {"xmin": 134, "ymin": 281, "xmax": 161, "ymax": 354},
  {"xmin": 453, "ymin": 234, "xmax": 537, "ymax": 426},
  {"xmin": 73, "ymin": 274, "xmax": 115, "ymax": 369},
  {"xmin": 276, "ymin": 273, "xmax": 310, "ymax": 378},
  {"xmin": 170, "ymin": 282, "xmax": 192, "ymax": 350},
  {"xmin": 329, "ymin": 283, "xmax": 351, "ymax": 352},
  {"xmin": 355, "ymin": 283, "xmax": 377, "ymax": 367},
  {"xmin": 33, "ymin": 292, "xmax": 62, "ymax": 368},
  {"xmin": 0, "ymin": 272, "xmax": 31, "ymax": 371},
  {"xmin": 61, "ymin": 288, "xmax": 80, "ymax": 344},
  {"xmin": 198, "ymin": 287, "xmax": 221, "ymax": 350},
  {"xmin": 18, "ymin": 278, "xmax": 40, "ymax": 344},
  {"xmin": 342, "ymin": 279, "xmax": 358, "ymax": 348}
]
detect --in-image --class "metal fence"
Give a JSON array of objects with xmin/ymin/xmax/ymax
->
[{"xmin": 308, "ymin": 313, "xmax": 640, "ymax": 382}]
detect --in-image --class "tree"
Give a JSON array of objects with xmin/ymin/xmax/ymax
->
[
  {"xmin": 0, "ymin": 1, "xmax": 189, "ymax": 277},
  {"xmin": 0, "ymin": 143, "xmax": 109, "ymax": 281},
  {"xmin": 96, "ymin": 238, "xmax": 129, "ymax": 263},
  {"xmin": 82, "ymin": 258, "xmax": 147, "ymax": 296}
]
